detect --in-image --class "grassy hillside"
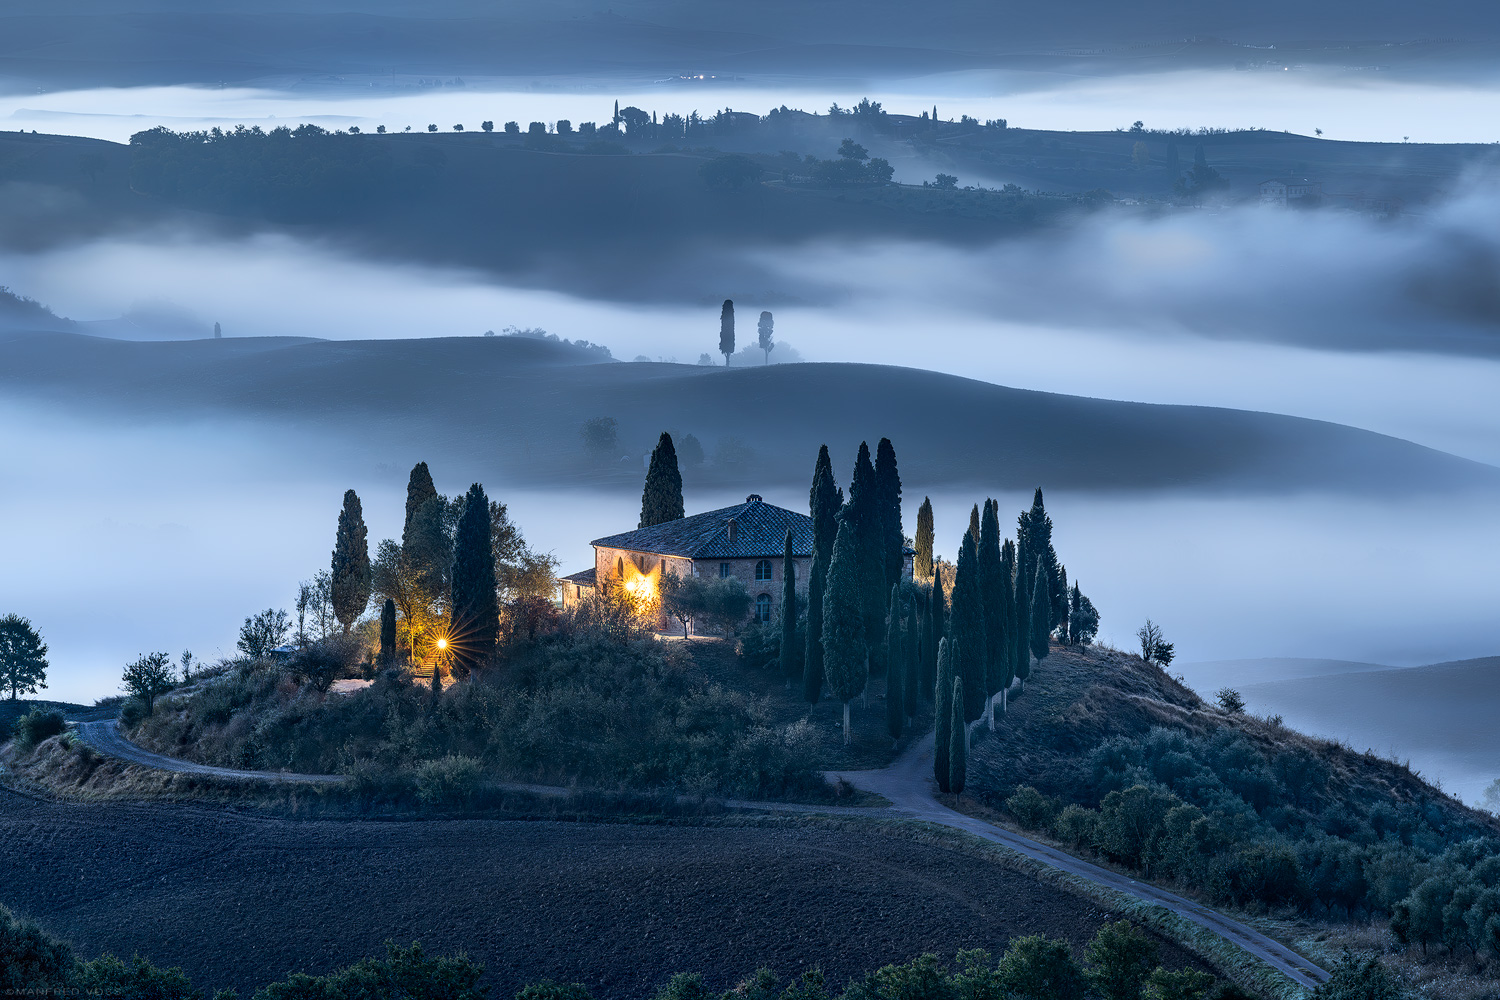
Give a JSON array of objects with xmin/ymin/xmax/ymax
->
[{"xmin": 1, "ymin": 331, "xmax": 1493, "ymax": 494}]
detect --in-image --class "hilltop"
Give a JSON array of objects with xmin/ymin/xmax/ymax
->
[{"xmin": 0, "ymin": 331, "xmax": 1494, "ymax": 494}]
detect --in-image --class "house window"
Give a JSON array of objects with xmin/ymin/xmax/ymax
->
[
  {"xmin": 755, "ymin": 593, "xmax": 772, "ymax": 622},
  {"xmin": 719, "ymin": 562, "xmax": 731, "ymax": 578},
  {"xmin": 755, "ymin": 559, "xmax": 773, "ymax": 581}
]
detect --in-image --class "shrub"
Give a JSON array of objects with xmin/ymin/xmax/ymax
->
[
  {"xmin": 415, "ymin": 755, "xmax": 483, "ymax": 806},
  {"xmin": 290, "ymin": 635, "xmax": 363, "ymax": 693},
  {"xmin": 1052, "ymin": 804, "xmax": 1101, "ymax": 848},
  {"xmin": 1006, "ymin": 786, "xmax": 1060, "ymax": 829},
  {"xmin": 996, "ymin": 935, "xmax": 1087, "ymax": 1000},
  {"xmin": 1085, "ymin": 921, "xmax": 1158, "ymax": 1000},
  {"xmin": 12, "ymin": 708, "xmax": 65, "ymax": 752},
  {"xmin": 119, "ymin": 695, "xmax": 148, "ymax": 729},
  {"xmin": 1142, "ymin": 968, "xmax": 1216, "ymax": 1000},
  {"xmin": 654, "ymin": 972, "xmax": 714, "ymax": 1000},
  {"xmin": 253, "ymin": 941, "xmax": 485, "ymax": 1000},
  {"xmin": 73, "ymin": 954, "xmax": 199, "ymax": 1000},
  {"xmin": 519, "ymin": 982, "xmax": 594, "ymax": 1000},
  {"xmin": 0, "ymin": 904, "xmax": 74, "ymax": 992},
  {"xmin": 1309, "ymin": 951, "xmax": 1408, "ymax": 1000}
]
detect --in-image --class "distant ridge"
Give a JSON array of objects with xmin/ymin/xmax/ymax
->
[{"xmin": 2, "ymin": 331, "xmax": 1496, "ymax": 494}]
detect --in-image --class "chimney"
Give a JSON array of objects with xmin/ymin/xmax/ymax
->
[
  {"xmin": 726, "ymin": 518, "xmax": 737, "ymax": 545},
  {"xmin": 745, "ymin": 494, "xmax": 761, "ymax": 503}
]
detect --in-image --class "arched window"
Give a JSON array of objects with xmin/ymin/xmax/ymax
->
[
  {"xmin": 755, "ymin": 593, "xmax": 773, "ymax": 622},
  {"xmin": 755, "ymin": 559, "xmax": 773, "ymax": 581}
]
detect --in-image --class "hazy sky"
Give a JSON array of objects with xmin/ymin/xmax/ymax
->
[{"xmin": 7, "ymin": 70, "xmax": 1500, "ymax": 145}]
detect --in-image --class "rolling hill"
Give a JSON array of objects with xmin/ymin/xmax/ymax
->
[{"xmin": 1, "ymin": 330, "xmax": 1495, "ymax": 494}]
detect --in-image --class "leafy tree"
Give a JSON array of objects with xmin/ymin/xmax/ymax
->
[
  {"xmin": 427, "ymin": 124, "xmax": 437, "ymax": 132},
  {"xmin": 253, "ymin": 941, "xmax": 485, "ymax": 1000},
  {"xmin": 1216, "ymin": 689, "xmax": 1245, "ymax": 714},
  {"xmin": 679, "ymin": 433, "xmax": 704, "ymax": 468},
  {"xmin": 822, "ymin": 514, "xmax": 868, "ymax": 743},
  {"xmin": 1086, "ymin": 921, "xmax": 1158, "ymax": 1000},
  {"xmin": 331, "ymin": 489, "xmax": 372, "ymax": 633},
  {"xmin": 122, "ymin": 652, "xmax": 175, "ymax": 714},
  {"xmin": 933, "ymin": 173, "xmax": 958, "ymax": 190},
  {"xmin": 934, "ymin": 636, "xmax": 955, "ymax": 791},
  {"xmin": 73, "ymin": 954, "xmax": 198, "ymax": 1000},
  {"xmin": 997, "ymin": 936, "xmax": 1087, "ymax": 1000},
  {"xmin": 238, "ymin": 608, "xmax": 290, "ymax": 658},
  {"xmin": 884, "ymin": 583, "xmax": 903, "ymax": 740},
  {"xmin": 0, "ymin": 615, "xmax": 48, "ymax": 700},
  {"xmin": 757, "ymin": 311, "xmax": 775, "ymax": 363},
  {"xmin": 640, "ymin": 432, "xmax": 685, "ymax": 528},
  {"xmin": 837, "ymin": 138, "xmax": 869, "ymax": 160},
  {"xmin": 948, "ymin": 675, "xmax": 966, "ymax": 793},
  {"xmin": 780, "ymin": 530, "xmax": 801, "ymax": 683},
  {"xmin": 874, "ymin": 438, "xmax": 904, "ymax": 596},
  {"xmin": 481, "ymin": 121, "xmax": 494, "ymax": 132},
  {"xmin": 1029, "ymin": 563, "xmax": 1050, "ymax": 665},
  {"xmin": 505, "ymin": 121, "xmax": 519, "ymax": 134},
  {"xmin": 914, "ymin": 497, "xmax": 934, "ymax": 581},
  {"xmin": 1068, "ymin": 582, "xmax": 1100, "ymax": 644},
  {"xmin": 449, "ymin": 483, "xmax": 499, "ymax": 676},
  {"xmin": 804, "ymin": 445, "xmax": 842, "ymax": 706},
  {"xmin": 518, "ymin": 982, "xmax": 594, "ymax": 1000},
  {"xmin": 1137, "ymin": 620, "xmax": 1174, "ymax": 666},
  {"xmin": 720, "ymin": 299, "xmax": 735, "ymax": 366},
  {"xmin": 379, "ymin": 598, "xmax": 397, "ymax": 667},
  {"xmin": 977, "ymin": 499, "xmax": 1006, "ymax": 727},
  {"xmin": 700, "ymin": 155, "xmax": 763, "ymax": 190},
  {"xmin": 0, "ymin": 903, "xmax": 73, "ymax": 992},
  {"xmin": 580, "ymin": 417, "xmax": 619, "ymax": 458},
  {"xmin": 949, "ymin": 527, "xmax": 986, "ymax": 724},
  {"xmin": 1308, "ymin": 951, "xmax": 1407, "ymax": 1000}
]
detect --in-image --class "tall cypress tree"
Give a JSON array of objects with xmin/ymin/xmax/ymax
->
[
  {"xmin": 780, "ymin": 529, "xmax": 800, "ymax": 684},
  {"xmin": 1056, "ymin": 564, "xmax": 1070, "ymax": 645},
  {"xmin": 719, "ymin": 299, "xmax": 735, "ymax": 365},
  {"xmin": 1014, "ymin": 532, "xmax": 1032, "ymax": 693},
  {"xmin": 378, "ymin": 598, "xmax": 397, "ymax": 667},
  {"xmin": 914, "ymin": 497, "xmax": 935, "ymax": 582},
  {"xmin": 885, "ymin": 607, "xmax": 904, "ymax": 742},
  {"xmin": 874, "ymin": 438, "xmax": 903, "ymax": 593},
  {"xmin": 883, "ymin": 580, "xmax": 902, "ymax": 693},
  {"xmin": 847, "ymin": 442, "xmax": 886, "ymax": 677},
  {"xmin": 639, "ymin": 432, "xmax": 685, "ymax": 528},
  {"xmin": 449, "ymin": 483, "xmax": 499, "ymax": 677},
  {"xmin": 1018, "ymin": 488, "xmax": 1063, "ymax": 630},
  {"xmin": 904, "ymin": 601, "xmax": 919, "ymax": 720},
  {"xmin": 934, "ymin": 637, "xmax": 954, "ymax": 793},
  {"xmin": 928, "ymin": 568, "xmax": 946, "ymax": 697},
  {"xmin": 1030, "ymin": 562, "xmax": 1051, "ymax": 667},
  {"xmin": 978, "ymin": 499, "xmax": 1006, "ymax": 729},
  {"xmin": 949, "ymin": 526, "xmax": 986, "ymax": 724},
  {"xmin": 968, "ymin": 504, "xmax": 981, "ymax": 543},
  {"xmin": 804, "ymin": 446, "xmax": 842, "ymax": 707},
  {"xmin": 331, "ymin": 489, "xmax": 371, "ymax": 634},
  {"xmin": 402, "ymin": 461, "xmax": 438, "ymax": 551},
  {"xmin": 822, "ymin": 512, "xmax": 867, "ymax": 744},
  {"xmin": 949, "ymin": 677, "xmax": 967, "ymax": 795},
  {"xmin": 997, "ymin": 539, "xmax": 1018, "ymax": 717}
]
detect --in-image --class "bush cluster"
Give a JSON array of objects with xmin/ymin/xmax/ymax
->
[
  {"xmin": 133, "ymin": 628, "xmax": 827, "ymax": 800},
  {"xmin": 999, "ymin": 725, "xmax": 1496, "ymax": 935},
  {"xmin": 9, "ymin": 708, "xmax": 66, "ymax": 752}
]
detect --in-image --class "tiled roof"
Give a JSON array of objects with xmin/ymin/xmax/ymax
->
[
  {"xmin": 591, "ymin": 495, "xmax": 813, "ymax": 559},
  {"xmin": 559, "ymin": 567, "xmax": 597, "ymax": 586}
]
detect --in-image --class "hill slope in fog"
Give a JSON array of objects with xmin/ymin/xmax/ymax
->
[{"xmin": 1, "ymin": 331, "xmax": 1494, "ymax": 494}]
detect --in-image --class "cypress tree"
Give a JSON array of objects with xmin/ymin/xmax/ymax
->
[
  {"xmin": 949, "ymin": 676, "xmax": 967, "ymax": 795},
  {"xmin": 402, "ymin": 461, "xmax": 437, "ymax": 551},
  {"xmin": 949, "ymin": 527, "xmax": 986, "ymax": 724},
  {"xmin": 821, "ymin": 513, "xmax": 867, "ymax": 744},
  {"xmin": 331, "ymin": 489, "xmax": 371, "ymax": 634},
  {"xmin": 847, "ymin": 442, "xmax": 886, "ymax": 677},
  {"xmin": 904, "ymin": 600, "xmax": 920, "ymax": 719},
  {"xmin": 978, "ymin": 499, "xmax": 1006, "ymax": 729},
  {"xmin": 1056, "ymin": 563, "xmax": 1070, "ymax": 645},
  {"xmin": 378, "ymin": 598, "xmax": 397, "ymax": 667},
  {"xmin": 1018, "ymin": 488, "xmax": 1063, "ymax": 630},
  {"xmin": 639, "ymin": 432, "xmax": 685, "ymax": 528},
  {"xmin": 997, "ymin": 539, "xmax": 1018, "ymax": 716},
  {"xmin": 874, "ymin": 438, "xmax": 903, "ymax": 593},
  {"xmin": 449, "ymin": 483, "xmax": 499, "ymax": 677},
  {"xmin": 883, "ymin": 580, "xmax": 902, "ymax": 690},
  {"xmin": 804, "ymin": 445, "xmax": 842, "ymax": 707},
  {"xmin": 1030, "ymin": 563, "xmax": 1051, "ymax": 667},
  {"xmin": 914, "ymin": 497, "xmax": 934, "ymax": 582},
  {"xmin": 934, "ymin": 637, "xmax": 954, "ymax": 792},
  {"xmin": 719, "ymin": 299, "xmax": 735, "ymax": 365},
  {"xmin": 928, "ymin": 568, "xmax": 946, "ymax": 696},
  {"xmin": 968, "ymin": 503, "xmax": 980, "ymax": 543},
  {"xmin": 780, "ymin": 529, "xmax": 800, "ymax": 684},
  {"xmin": 1014, "ymin": 533, "xmax": 1032, "ymax": 693},
  {"xmin": 885, "ymin": 611, "xmax": 904, "ymax": 742}
]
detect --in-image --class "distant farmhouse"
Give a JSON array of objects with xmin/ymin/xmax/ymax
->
[
  {"xmin": 559, "ymin": 495, "xmax": 814, "ymax": 625},
  {"xmin": 1259, "ymin": 177, "xmax": 1323, "ymax": 207}
]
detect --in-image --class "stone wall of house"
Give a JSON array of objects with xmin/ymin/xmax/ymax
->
[
  {"xmin": 691, "ymin": 554, "xmax": 812, "ymax": 623},
  {"xmin": 592, "ymin": 546, "xmax": 694, "ymax": 595}
]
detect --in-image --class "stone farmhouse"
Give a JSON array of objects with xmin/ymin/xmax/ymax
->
[{"xmin": 558, "ymin": 495, "xmax": 814, "ymax": 625}]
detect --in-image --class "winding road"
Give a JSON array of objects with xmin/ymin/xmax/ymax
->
[{"xmin": 74, "ymin": 719, "xmax": 1328, "ymax": 993}]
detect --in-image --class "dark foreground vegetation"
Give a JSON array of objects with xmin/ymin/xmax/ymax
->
[{"xmin": 2, "ymin": 901, "xmax": 1269, "ymax": 1000}]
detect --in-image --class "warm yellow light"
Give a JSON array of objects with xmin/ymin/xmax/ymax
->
[{"xmin": 436, "ymin": 638, "xmax": 448, "ymax": 650}]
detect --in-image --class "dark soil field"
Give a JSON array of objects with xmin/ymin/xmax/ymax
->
[{"xmin": 0, "ymin": 788, "xmax": 1209, "ymax": 997}]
